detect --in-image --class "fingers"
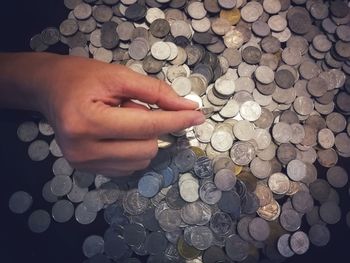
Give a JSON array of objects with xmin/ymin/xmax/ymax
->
[
  {"xmin": 64, "ymin": 139, "xmax": 157, "ymax": 177},
  {"xmin": 75, "ymin": 159, "xmax": 150, "ymax": 176},
  {"xmin": 94, "ymin": 105, "xmax": 205, "ymax": 139},
  {"xmin": 110, "ymin": 65, "xmax": 199, "ymax": 110},
  {"xmin": 121, "ymin": 100, "xmax": 149, "ymax": 110},
  {"xmin": 96, "ymin": 138, "xmax": 158, "ymax": 161}
]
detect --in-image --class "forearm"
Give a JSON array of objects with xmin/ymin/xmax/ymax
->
[{"xmin": 0, "ymin": 52, "xmax": 59, "ymax": 113}]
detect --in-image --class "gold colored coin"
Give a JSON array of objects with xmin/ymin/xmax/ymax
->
[
  {"xmin": 233, "ymin": 164, "xmax": 243, "ymax": 175},
  {"xmin": 247, "ymin": 244, "xmax": 260, "ymax": 261},
  {"xmin": 274, "ymin": 50, "xmax": 282, "ymax": 60},
  {"xmin": 254, "ymin": 182, "xmax": 273, "ymax": 207},
  {"xmin": 190, "ymin": 146, "xmax": 206, "ymax": 158},
  {"xmin": 223, "ymin": 28, "xmax": 244, "ymax": 49},
  {"xmin": 220, "ymin": 8, "xmax": 241, "ymax": 25},
  {"xmin": 286, "ymin": 181, "xmax": 302, "ymax": 196},
  {"xmin": 177, "ymin": 237, "xmax": 201, "ymax": 260},
  {"xmin": 266, "ymin": 220, "xmax": 285, "ymax": 244},
  {"xmin": 237, "ymin": 171, "xmax": 258, "ymax": 192},
  {"xmin": 257, "ymin": 199, "xmax": 281, "ymax": 221}
]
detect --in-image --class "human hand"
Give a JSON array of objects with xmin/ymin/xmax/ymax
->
[{"xmin": 34, "ymin": 54, "xmax": 204, "ymax": 176}]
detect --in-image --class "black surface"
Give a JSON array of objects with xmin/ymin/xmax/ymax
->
[{"xmin": 0, "ymin": 1, "xmax": 350, "ymax": 263}]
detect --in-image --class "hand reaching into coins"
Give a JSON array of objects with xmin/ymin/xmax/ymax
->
[{"xmin": 0, "ymin": 52, "xmax": 205, "ymax": 176}]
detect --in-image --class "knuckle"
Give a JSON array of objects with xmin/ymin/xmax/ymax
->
[
  {"xmin": 143, "ymin": 119, "xmax": 159, "ymax": 138},
  {"xmin": 60, "ymin": 115, "xmax": 85, "ymax": 139},
  {"xmin": 154, "ymin": 79, "xmax": 171, "ymax": 103}
]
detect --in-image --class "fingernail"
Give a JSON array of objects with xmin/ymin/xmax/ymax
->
[
  {"xmin": 182, "ymin": 97, "xmax": 199, "ymax": 108},
  {"xmin": 192, "ymin": 114, "xmax": 205, "ymax": 126}
]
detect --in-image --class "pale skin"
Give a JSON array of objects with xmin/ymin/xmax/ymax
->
[{"xmin": 0, "ymin": 52, "xmax": 205, "ymax": 176}]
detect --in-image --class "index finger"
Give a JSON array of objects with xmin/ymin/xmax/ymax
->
[
  {"xmin": 110, "ymin": 65, "xmax": 199, "ymax": 111},
  {"xmin": 95, "ymin": 106, "xmax": 205, "ymax": 139}
]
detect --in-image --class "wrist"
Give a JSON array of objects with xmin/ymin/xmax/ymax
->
[{"xmin": 0, "ymin": 52, "xmax": 62, "ymax": 115}]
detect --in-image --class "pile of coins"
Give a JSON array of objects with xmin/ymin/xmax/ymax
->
[{"xmin": 9, "ymin": 0, "xmax": 350, "ymax": 262}]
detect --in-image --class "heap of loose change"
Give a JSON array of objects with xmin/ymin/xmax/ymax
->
[{"xmin": 9, "ymin": 0, "xmax": 350, "ymax": 262}]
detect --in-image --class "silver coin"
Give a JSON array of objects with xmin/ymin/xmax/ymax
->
[
  {"xmin": 290, "ymin": 231, "xmax": 309, "ymax": 255},
  {"xmin": 51, "ymin": 199, "xmax": 74, "ymax": 223},
  {"xmin": 28, "ymin": 209, "xmax": 51, "ymax": 233},
  {"xmin": 277, "ymin": 234, "xmax": 294, "ymax": 258},
  {"xmin": 75, "ymin": 203, "xmax": 97, "ymax": 225},
  {"xmin": 82, "ymin": 235, "xmax": 105, "ymax": 258},
  {"xmin": 49, "ymin": 139, "xmax": 63, "ymax": 157},
  {"xmin": 230, "ymin": 141, "xmax": 256, "ymax": 166},
  {"xmin": 240, "ymin": 101, "xmax": 262, "ymax": 121},
  {"xmin": 83, "ymin": 190, "xmax": 104, "ymax": 212},
  {"xmin": 211, "ymin": 127, "xmax": 234, "ymax": 152},
  {"xmin": 8, "ymin": 191, "xmax": 33, "ymax": 214},
  {"xmin": 190, "ymin": 226, "xmax": 213, "ymax": 250},
  {"xmin": 17, "ymin": 121, "xmax": 39, "ymax": 142},
  {"xmin": 28, "ymin": 140, "xmax": 50, "ymax": 161},
  {"xmin": 38, "ymin": 120, "xmax": 54, "ymax": 136},
  {"xmin": 50, "ymin": 175, "xmax": 73, "ymax": 197},
  {"xmin": 52, "ymin": 157, "xmax": 74, "ymax": 176},
  {"xmin": 42, "ymin": 181, "xmax": 59, "ymax": 203},
  {"xmin": 199, "ymin": 181, "xmax": 222, "ymax": 205}
]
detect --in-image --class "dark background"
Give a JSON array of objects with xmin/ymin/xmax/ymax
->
[{"xmin": 0, "ymin": 1, "xmax": 349, "ymax": 262}]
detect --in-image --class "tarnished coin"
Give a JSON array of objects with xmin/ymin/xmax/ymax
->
[
  {"xmin": 309, "ymin": 224, "xmax": 330, "ymax": 247},
  {"xmin": 326, "ymin": 166, "xmax": 348, "ymax": 188},
  {"xmin": 210, "ymin": 211, "xmax": 232, "ymax": 237},
  {"xmin": 199, "ymin": 181, "xmax": 222, "ymax": 205},
  {"xmin": 177, "ymin": 237, "xmax": 201, "ymax": 260},
  {"xmin": 290, "ymin": 231, "xmax": 309, "ymax": 255},
  {"xmin": 190, "ymin": 226, "xmax": 213, "ymax": 250},
  {"xmin": 280, "ymin": 209, "xmax": 301, "ymax": 232},
  {"xmin": 220, "ymin": 8, "xmax": 241, "ymax": 25},
  {"xmin": 319, "ymin": 201, "xmax": 341, "ymax": 224},
  {"xmin": 277, "ymin": 234, "xmax": 294, "ymax": 258},
  {"xmin": 287, "ymin": 159, "xmax": 307, "ymax": 181},
  {"xmin": 292, "ymin": 191, "xmax": 314, "ymax": 214},
  {"xmin": 225, "ymin": 234, "xmax": 249, "ymax": 262},
  {"xmin": 214, "ymin": 168, "xmax": 237, "ymax": 191},
  {"xmin": 248, "ymin": 217, "xmax": 270, "ymax": 241},
  {"xmin": 174, "ymin": 149, "xmax": 197, "ymax": 173}
]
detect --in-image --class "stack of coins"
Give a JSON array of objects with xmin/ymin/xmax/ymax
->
[{"xmin": 8, "ymin": 0, "xmax": 350, "ymax": 262}]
